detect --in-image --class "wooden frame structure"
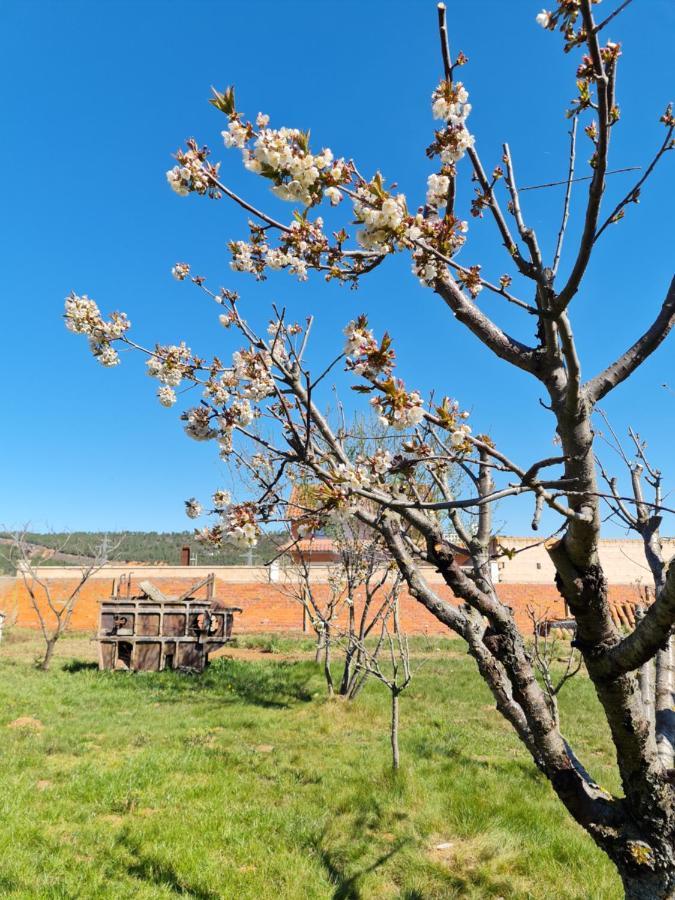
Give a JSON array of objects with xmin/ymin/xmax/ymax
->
[{"xmin": 97, "ymin": 574, "xmax": 241, "ymax": 672}]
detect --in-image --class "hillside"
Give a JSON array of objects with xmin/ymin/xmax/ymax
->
[{"xmin": 0, "ymin": 531, "xmax": 286, "ymax": 575}]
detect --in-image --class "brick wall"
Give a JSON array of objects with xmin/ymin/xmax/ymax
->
[{"xmin": 0, "ymin": 571, "xmax": 648, "ymax": 637}]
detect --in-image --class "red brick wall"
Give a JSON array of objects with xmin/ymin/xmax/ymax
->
[{"xmin": 0, "ymin": 575, "xmax": 646, "ymax": 636}]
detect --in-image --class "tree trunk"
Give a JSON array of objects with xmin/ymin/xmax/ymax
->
[
  {"xmin": 338, "ymin": 644, "xmax": 355, "ymax": 696},
  {"xmin": 391, "ymin": 690, "xmax": 400, "ymax": 770},
  {"xmin": 620, "ymin": 865, "xmax": 675, "ymax": 900},
  {"xmin": 656, "ymin": 637, "xmax": 675, "ymax": 768},
  {"xmin": 314, "ymin": 630, "xmax": 324, "ymax": 664},
  {"xmin": 323, "ymin": 629, "xmax": 334, "ymax": 697},
  {"xmin": 348, "ymin": 669, "xmax": 369, "ymax": 701},
  {"xmin": 40, "ymin": 637, "xmax": 57, "ymax": 671},
  {"xmin": 635, "ymin": 607, "xmax": 656, "ymax": 727}
]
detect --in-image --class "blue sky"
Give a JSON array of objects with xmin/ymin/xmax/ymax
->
[{"xmin": 1, "ymin": 0, "xmax": 673, "ymax": 536}]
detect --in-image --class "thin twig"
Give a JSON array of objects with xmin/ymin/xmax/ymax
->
[{"xmin": 552, "ymin": 118, "xmax": 577, "ymax": 275}]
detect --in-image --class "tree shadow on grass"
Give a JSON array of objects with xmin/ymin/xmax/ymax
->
[
  {"xmin": 73, "ymin": 656, "xmax": 317, "ymax": 709},
  {"xmin": 313, "ymin": 833, "xmax": 408, "ymax": 900},
  {"xmin": 115, "ymin": 831, "xmax": 221, "ymax": 899},
  {"xmin": 206, "ymin": 658, "xmax": 316, "ymax": 708},
  {"xmin": 410, "ymin": 735, "xmax": 540, "ymax": 784},
  {"xmin": 62, "ymin": 659, "xmax": 99, "ymax": 673}
]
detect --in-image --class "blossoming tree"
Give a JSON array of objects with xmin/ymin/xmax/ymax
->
[{"xmin": 65, "ymin": 2, "xmax": 675, "ymax": 895}]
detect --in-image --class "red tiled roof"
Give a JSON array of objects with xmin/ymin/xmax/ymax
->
[{"xmin": 280, "ymin": 537, "xmax": 337, "ymax": 554}]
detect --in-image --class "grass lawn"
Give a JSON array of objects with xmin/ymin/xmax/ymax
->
[{"xmin": 0, "ymin": 629, "xmax": 622, "ymax": 899}]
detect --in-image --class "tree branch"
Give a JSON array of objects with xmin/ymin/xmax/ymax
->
[
  {"xmin": 607, "ymin": 559, "xmax": 675, "ymax": 675},
  {"xmin": 585, "ymin": 276, "xmax": 675, "ymax": 403},
  {"xmin": 434, "ymin": 274, "xmax": 540, "ymax": 374}
]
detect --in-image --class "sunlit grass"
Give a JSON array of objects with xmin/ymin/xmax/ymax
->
[{"xmin": 0, "ymin": 630, "xmax": 620, "ymax": 898}]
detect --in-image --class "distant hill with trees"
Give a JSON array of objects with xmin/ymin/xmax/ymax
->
[{"xmin": 0, "ymin": 531, "xmax": 286, "ymax": 574}]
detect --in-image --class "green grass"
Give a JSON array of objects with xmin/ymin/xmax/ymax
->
[{"xmin": 0, "ymin": 630, "xmax": 621, "ymax": 898}]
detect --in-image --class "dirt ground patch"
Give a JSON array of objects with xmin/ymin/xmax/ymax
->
[
  {"xmin": 8, "ymin": 716, "xmax": 44, "ymax": 731},
  {"xmin": 211, "ymin": 645, "xmax": 309, "ymax": 664}
]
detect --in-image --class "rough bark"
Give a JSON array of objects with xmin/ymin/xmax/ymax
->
[{"xmin": 39, "ymin": 638, "xmax": 57, "ymax": 672}]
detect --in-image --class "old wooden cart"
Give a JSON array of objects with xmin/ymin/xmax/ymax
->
[{"xmin": 97, "ymin": 574, "xmax": 241, "ymax": 672}]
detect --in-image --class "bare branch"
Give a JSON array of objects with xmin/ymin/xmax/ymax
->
[
  {"xmin": 607, "ymin": 560, "xmax": 675, "ymax": 675},
  {"xmin": 594, "ymin": 124, "xmax": 674, "ymax": 244},
  {"xmin": 585, "ymin": 276, "xmax": 675, "ymax": 403},
  {"xmin": 552, "ymin": 118, "xmax": 578, "ymax": 275}
]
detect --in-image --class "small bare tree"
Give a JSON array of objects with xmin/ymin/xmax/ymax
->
[
  {"xmin": 275, "ymin": 529, "xmax": 345, "ymax": 695},
  {"xmin": 10, "ymin": 531, "xmax": 115, "ymax": 670},
  {"xmin": 346, "ymin": 588, "xmax": 413, "ymax": 770},
  {"xmin": 275, "ymin": 523, "xmax": 402, "ymax": 699},
  {"xmin": 527, "ymin": 606, "xmax": 583, "ymax": 727},
  {"xmin": 597, "ymin": 416, "xmax": 675, "ymax": 768}
]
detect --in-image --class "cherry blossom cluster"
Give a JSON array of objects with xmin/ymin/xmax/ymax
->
[
  {"xmin": 146, "ymin": 342, "xmax": 197, "ymax": 406},
  {"xmin": 220, "ymin": 502, "xmax": 261, "ymax": 547},
  {"xmin": 232, "ymin": 347, "xmax": 275, "ymax": 400},
  {"xmin": 434, "ymin": 396, "xmax": 472, "ymax": 452},
  {"xmin": 342, "ymin": 318, "xmax": 428, "ymax": 433},
  {"xmin": 535, "ymin": 2, "xmax": 586, "ymax": 48},
  {"xmin": 212, "ymin": 85, "xmax": 352, "ymax": 208},
  {"xmin": 64, "ymin": 293, "xmax": 130, "ymax": 367},
  {"xmin": 427, "ymin": 79, "xmax": 475, "ymax": 166},
  {"xmin": 450, "ymin": 422, "xmax": 473, "ymax": 450},
  {"xmin": 213, "ymin": 489, "xmax": 232, "ymax": 509},
  {"xmin": 352, "ymin": 176, "xmax": 410, "ymax": 252},
  {"xmin": 426, "ymin": 172, "xmax": 450, "ymax": 209},
  {"xmin": 192, "ymin": 498, "xmax": 261, "ymax": 549},
  {"xmin": 369, "ymin": 447, "xmax": 393, "ymax": 475},
  {"xmin": 249, "ymin": 452, "xmax": 275, "ymax": 476},
  {"xmin": 164, "ymin": 83, "xmax": 484, "ymax": 291},
  {"xmin": 166, "ymin": 140, "xmax": 221, "ymax": 198},
  {"xmin": 410, "ymin": 215, "xmax": 468, "ymax": 286},
  {"xmin": 370, "ymin": 379, "xmax": 425, "ymax": 431},
  {"xmin": 185, "ymin": 498, "xmax": 202, "ymax": 519},
  {"xmin": 172, "ymin": 262, "xmax": 190, "ymax": 281},
  {"xmin": 536, "ymin": 2, "xmax": 622, "ymax": 56},
  {"xmin": 331, "ymin": 447, "xmax": 394, "ymax": 494},
  {"xmin": 182, "ymin": 406, "xmax": 218, "ymax": 442},
  {"xmin": 332, "ymin": 462, "xmax": 374, "ymax": 492},
  {"xmin": 456, "ymin": 264, "xmax": 483, "ymax": 298},
  {"xmin": 229, "ymin": 216, "xmax": 331, "ymax": 282},
  {"xmin": 343, "ymin": 316, "xmax": 395, "ymax": 378},
  {"xmin": 432, "ymin": 80, "xmax": 471, "ymax": 127},
  {"xmin": 218, "ymin": 398, "xmax": 254, "ymax": 431},
  {"xmin": 203, "ymin": 372, "xmax": 234, "ymax": 406}
]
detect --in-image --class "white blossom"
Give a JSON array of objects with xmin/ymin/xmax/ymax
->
[
  {"xmin": 146, "ymin": 343, "xmax": 191, "ymax": 387},
  {"xmin": 431, "ymin": 82, "xmax": 470, "ymax": 124},
  {"xmin": 157, "ymin": 386, "xmax": 177, "ymax": 407},
  {"xmin": 222, "ymin": 119, "xmax": 248, "ymax": 149},
  {"xmin": 230, "ymin": 241, "xmax": 257, "ymax": 275},
  {"xmin": 370, "ymin": 448, "xmax": 393, "ymax": 475},
  {"xmin": 353, "ymin": 189, "xmax": 407, "ymax": 251},
  {"xmin": 172, "ymin": 262, "xmax": 190, "ymax": 281},
  {"xmin": 184, "ymin": 406, "xmax": 217, "ymax": 442},
  {"xmin": 371, "ymin": 391, "xmax": 425, "ymax": 431},
  {"xmin": 213, "ymin": 489, "xmax": 231, "ymax": 509},
  {"xmin": 343, "ymin": 320, "xmax": 375, "ymax": 357},
  {"xmin": 185, "ymin": 498, "xmax": 202, "ymax": 519},
  {"xmin": 167, "ymin": 166, "xmax": 190, "ymax": 196},
  {"xmin": 426, "ymin": 173, "xmax": 450, "ymax": 209},
  {"xmin": 536, "ymin": 9, "xmax": 551, "ymax": 28},
  {"xmin": 324, "ymin": 186, "xmax": 343, "ymax": 206},
  {"xmin": 450, "ymin": 424, "xmax": 472, "ymax": 448},
  {"xmin": 93, "ymin": 344, "xmax": 120, "ymax": 367}
]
